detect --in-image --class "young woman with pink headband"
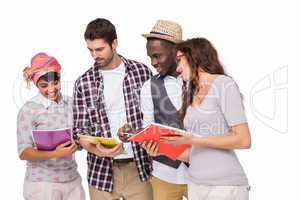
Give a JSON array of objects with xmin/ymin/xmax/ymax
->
[{"xmin": 17, "ymin": 53, "xmax": 85, "ymax": 200}]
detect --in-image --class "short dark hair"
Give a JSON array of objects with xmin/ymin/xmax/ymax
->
[
  {"xmin": 38, "ymin": 72, "xmax": 60, "ymax": 83},
  {"xmin": 84, "ymin": 18, "xmax": 117, "ymax": 46},
  {"xmin": 147, "ymin": 38, "xmax": 175, "ymax": 49}
]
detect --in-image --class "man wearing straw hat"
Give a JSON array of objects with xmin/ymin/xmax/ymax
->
[
  {"xmin": 73, "ymin": 18, "xmax": 153, "ymax": 200},
  {"xmin": 141, "ymin": 20, "xmax": 188, "ymax": 200}
]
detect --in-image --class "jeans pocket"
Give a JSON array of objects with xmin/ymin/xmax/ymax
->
[
  {"xmin": 232, "ymin": 186, "xmax": 249, "ymax": 200},
  {"xmin": 23, "ymin": 181, "xmax": 44, "ymax": 199}
]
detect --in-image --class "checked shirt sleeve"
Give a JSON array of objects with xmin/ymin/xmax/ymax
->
[{"xmin": 72, "ymin": 79, "xmax": 91, "ymax": 143}]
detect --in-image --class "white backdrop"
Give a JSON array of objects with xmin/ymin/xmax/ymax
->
[{"xmin": 0, "ymin": 0, "xmax": 297, "ymax": 199}]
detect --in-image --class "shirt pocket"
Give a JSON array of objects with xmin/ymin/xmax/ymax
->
[
  {"xmin": 132, "ymin": 85, "xmax": 142, "ymax": 105},
  {"xmin": 87, "ymin": 106, "xmax": 101, "ymax": 126}
]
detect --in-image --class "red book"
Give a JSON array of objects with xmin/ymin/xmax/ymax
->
[{"xmin": 128, "ymin": 123, "xmax": 190, "ymax": 160}]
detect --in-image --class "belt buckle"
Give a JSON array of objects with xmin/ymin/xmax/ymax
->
[{"xmin": 113, "ymin": 158, "xmax": 134, "ymax": 164}]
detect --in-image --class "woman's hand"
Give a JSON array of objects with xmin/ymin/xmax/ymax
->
[
  {"xmin": 142, "ymin": 140, "xmax": 162, "ymax": 157},
  {"xmin": 160, "ymin": 123, "xmax": 251, "ymax": 150},
  {"xmin": 54, "ymin": 141, "xmax": 78, "ymax": 158},
  {"xmin": 160, "ymin": 131, "xmax": 197, "ymax": 145}
]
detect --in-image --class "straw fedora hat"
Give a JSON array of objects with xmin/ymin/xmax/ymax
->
[{"xmin": 142, "ymin": 20, "xmax": 182, "ymax": 44}]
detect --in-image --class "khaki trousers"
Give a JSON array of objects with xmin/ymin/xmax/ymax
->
[
  {"xmin": 89, "ymin": 161, "xmax": 152, "ymax": 200},
  {"xmin": 151, "ymin": 176, "xmax": 187, "ymax": 200}
]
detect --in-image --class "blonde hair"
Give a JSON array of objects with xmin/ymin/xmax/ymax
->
[{"xmin": 23, "ymin": 66, "xmax": 32, "ymax": 89}]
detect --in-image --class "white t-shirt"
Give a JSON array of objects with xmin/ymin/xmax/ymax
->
[
  {"xmin": 101, "ymin": 62, "xmax": 134, "ymax": 159},
  {"xmin": 140, "ymin": 75, "xmax": 187, "ymax": 184}
]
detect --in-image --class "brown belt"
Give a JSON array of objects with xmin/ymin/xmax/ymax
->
[{"xmin": 113, "ymin": 158, "xmax": 134, "ymax": 164}]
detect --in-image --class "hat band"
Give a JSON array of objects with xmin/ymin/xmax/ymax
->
[{"xmin": 150, "ymin": 31, "xmax": 173, "ymax": 37}]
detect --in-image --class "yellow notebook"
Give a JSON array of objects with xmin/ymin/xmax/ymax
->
[{"xmin": 78, "ymin": 134, "xmax": 119, "ymax": 148}]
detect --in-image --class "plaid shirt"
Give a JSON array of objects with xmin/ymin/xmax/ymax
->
[{"xmin": 72, "ymin": 55, "xmax": 153, "ymax": 192}]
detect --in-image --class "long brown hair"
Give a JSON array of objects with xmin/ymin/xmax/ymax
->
[{"xmin": 176, "ymin": 38, "xmax": 226, "ymax": 122}]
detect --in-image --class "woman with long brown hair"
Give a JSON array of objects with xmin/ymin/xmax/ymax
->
[{"xmin": 161, "ymin": 38, "xmax": 251, "ymax": 200}]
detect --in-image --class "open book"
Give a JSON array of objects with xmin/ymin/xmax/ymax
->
[
  {"xmin": 32, "ymin": 128, "xmax": 73, "ymax": 160},
  {"xmin": 78, "ymin": 134, "xmax": 119, "ymax": 148},
  {"xmin": 128, "ymin": 123, "xmax": 190, "ymax": 160}
]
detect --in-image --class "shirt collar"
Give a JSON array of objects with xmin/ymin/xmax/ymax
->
[
  {"xmin": 156, "ymin": 74, "xmax": 181, "ymax": 81},
  {"xmin": 30, "ymin": 93, "xmax": 67, "ymax": 109}
]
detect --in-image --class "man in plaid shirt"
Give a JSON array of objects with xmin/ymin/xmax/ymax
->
[{"xmin": 73, "ymin": 18, "xmax": 153, "ymax": 200}]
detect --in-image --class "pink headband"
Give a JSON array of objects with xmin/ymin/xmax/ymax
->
[{"xmin": 24, "ymin": 52, "xmax": 61, "ymax": 85}]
